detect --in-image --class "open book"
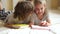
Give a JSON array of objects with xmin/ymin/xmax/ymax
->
[{"xmin": 31, "ymin": 25, "xmax": 50, "ymax": 30}]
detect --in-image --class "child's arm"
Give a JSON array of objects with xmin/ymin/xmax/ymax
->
[
  {"xmin": 4, "ymin": 13, "xmax": 19, "ymax": 29},
  {"xmin": 29, "ymin": 21, "xmax": 34, "ymax": 28},
  {"xmin": 39, "ymin": 16, "xmax": 50, "ymax": 26},
  {"xmin": 46, "ymin": 17, "xmax": 50, "ymax": 23},
  {"xmin": 39, "ymin": 18, "xmax": 51, "ymax": 26},
  {"xmin": 28, "ymin": 14, "xmax": 35, "ymax": 28},
  {"xmin": 4, "ymin": 15, "xmax": 20, "ymax": 29},
  {"xmin": 4, "ymin": 23, "xmax": 20, "ymax": 29},
  {"xmin": 40, "ymin": 15, "xmax": 51, "ymax": 26}
]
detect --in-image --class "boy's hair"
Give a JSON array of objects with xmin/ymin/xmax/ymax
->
[
  {"xmin": 34, "ymin": 0, "xmax": 46, "ymax": 5},
  {"xmin": 14, "ymin": 1, "xmax": 34, "ymax": 20}
]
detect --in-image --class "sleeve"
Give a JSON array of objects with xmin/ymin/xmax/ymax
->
[
  {"xmin": 46, "ymin": 11, "xmax": 49, "ymax": 20},
  {"xmin": 42, "ymin": 11, "xmax": 49, "ymax": 21},
  {"xmin": 45, "ymin": 11, "xmax": 50, "ymax": 23},
  {"xmin": 4, "ymin": 14, "xmax": 11, "ymax": 23},
  {"xmin": 46, "ymin": 15, "xmax": 50, "ymax": 23},
  {"xmin": 28, "ymin": 14, "xmax": 35, "ymax": 24}
]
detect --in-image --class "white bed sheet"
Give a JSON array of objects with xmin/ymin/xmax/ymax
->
[{"xmin": 0, "ymin": 24, "xmax": 60, "ymax": 34}]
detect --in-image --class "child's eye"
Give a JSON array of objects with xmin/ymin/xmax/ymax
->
[
  {"xmin": 36, "ymin": 8, "xmax": 40, "ymax": 11},
  {"xmin": 41, "ymin": 8, "xmax": 43, "ymax": 10}
]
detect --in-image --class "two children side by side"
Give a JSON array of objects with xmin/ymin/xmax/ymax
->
[{"xmin": 4, "ymin": 0, "xmax": 51, "ymax": 29}]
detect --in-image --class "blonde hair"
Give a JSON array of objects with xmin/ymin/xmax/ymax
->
[
  {"xmin": 41, "ymin": 0, "xmax": 46, "ymax": 5},
  {"xmin": 34, "ymin": 0, "xmax": 46, "ymax": 5},
  {"xmin": 34, "ymin": 0, "xmax": 48, "ymax": 16}
]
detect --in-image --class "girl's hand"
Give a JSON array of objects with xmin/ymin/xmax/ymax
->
[{"xmin": 39, "ymin": 21, "xmax": 50, "ymax": 27}]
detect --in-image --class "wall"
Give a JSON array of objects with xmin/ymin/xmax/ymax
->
[
  {"xmin": 51, "ymin": 0, "xmax": 58, "ymax": 9},
  {"xmin": 13, "ymin": 0, "xmax": 20, "ymax": 9},
  {"xmin": 46, "ymin": 0, "xmax": 51, "ymax": 9},
  {"xmin": 13, "ymin": 0, "xmax": 25, "ymax": 9},
  {"xmin": 1, "ymin": 0, "xmax": 13, "ymax": 10},
  {"xmin": 1, "ymin": 0, "xmax": 25, "ymax": 11}
]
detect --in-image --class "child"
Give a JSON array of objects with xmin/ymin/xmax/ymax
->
[
  {"xmin": 33, "ymin": 0, "xmax": 50, "ymax": 26},
  {"xmin": 4, "ymin": 1, "xmax": 34, "ymax": 29},
  {"xmin": 25, "ymin": 0, "xmax": 50, "ymax": 27}
]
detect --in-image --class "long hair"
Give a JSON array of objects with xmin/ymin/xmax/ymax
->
[
  {"xmin": 26, "ymin": 0, "xmax": 33, "ymax": 1},
  {"xmin": 26, "ymin": 0, "xmax": 34, "ymax": 6},
  {"xmin": 34, "ymin": 0, "xmax": 47, "ymax": 15},
  {"xmin": 14, "ymin": 1, "xmax": 34, "ymax": 20},
  {"xmin": 34, "ymin": 0, "xmax": 46, "ymax": 5}
]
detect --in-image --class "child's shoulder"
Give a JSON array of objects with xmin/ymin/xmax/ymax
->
[
  {"xmin": 6, "ymin": 13, "xmax": 14, "ymax": 20},
  {"xmin": 30, "ymin": 13, "xmax": 38, "ymax": 20},
  {"xmin": 8, "ymin": 13, "xmax": 14, "ymax": 17}
]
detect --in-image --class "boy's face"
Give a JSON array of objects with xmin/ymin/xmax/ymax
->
[{"xmin": 35, "ymin": 4, "xmax": 45, "ymax": 15}]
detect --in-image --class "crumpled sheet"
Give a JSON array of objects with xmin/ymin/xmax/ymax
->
[
  {"xmin": 8, "ymin": 25, "xmax": 55, "ymax": 34},
  {"xmin": 0, "ymin": 24, "xmax": 60, "ymax": 34}
]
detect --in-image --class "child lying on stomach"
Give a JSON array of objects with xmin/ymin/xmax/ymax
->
[{"xmin": 4, "ymin": 1, "xmax": 34, "ymax": 29}]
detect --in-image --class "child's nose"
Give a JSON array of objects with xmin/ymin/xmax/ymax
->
[
  {"xmin": 39, "ymin": 10, "xmax": 42, "ymax": 13},
  {"xmin": 35, "ymin": 10, "xmax": 42, "ymax": 14}
]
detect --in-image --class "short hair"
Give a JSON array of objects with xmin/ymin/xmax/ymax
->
[{"xmin": 14, "ymin": 1, "xmax": 34, "ymax": 20}]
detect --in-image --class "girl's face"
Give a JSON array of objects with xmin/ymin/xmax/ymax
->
[{"xmin": 35, "ymin": 4, "xmax": 45, "ymax": 15}]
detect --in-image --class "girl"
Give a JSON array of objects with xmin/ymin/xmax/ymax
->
[
  {"xmin": 34, "ymin": 0, "xmax": 50, "ymax": 26},
  {"xmin": 26, "ymin": 0, "xmax": 50, "ymax": 27},
  {"xmin": 4, "ymin": 1, "xmax": 34, "ymax": 29}
]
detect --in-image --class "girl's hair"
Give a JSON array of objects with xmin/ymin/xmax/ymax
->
[
  {"xmin": 26, "ymin": 0, "xmax": 34, "ymax": 6},
  {"xmin": 34, "ymin": 0, "xmax": 46, "ymax": 5},
  {"xmin": 14, "ymin": 1, "xmax": 34, "ymax": 20},
  {"xmin": 26, "ymin": 0, "xmax": 33, "ymax": 1},
  {"xmin": 34, "ymin": 0, "xmax": 48, "ymax": 16}
]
